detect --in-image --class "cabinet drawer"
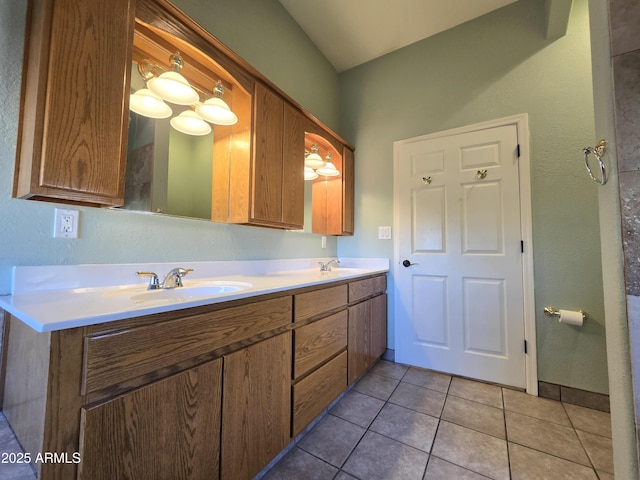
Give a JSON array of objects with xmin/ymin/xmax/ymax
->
[
  {"xmin": 292, "ymin": 351, "xmax": 347, "ymax": 436},
  {"xmin": 83, "ymin": 296, "xmax": 292, "ymax": 394},
  {"xmin": 294, "ymin": 284, "xmax": 347, "ymax": 322},
  {"xmin": 294, "ymin": 310, "xmax": 347, "ymax": 379},
  {"xmin": 349, "ymin": 275, "xmax": 386, "ymax": 304}
]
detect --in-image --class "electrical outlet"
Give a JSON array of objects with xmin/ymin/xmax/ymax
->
[
  {"xmin": 54, "ymin": 208, "xmax": 79, "ymax": 238},
  {"xmin": 321, "ymin": 236, "xmax": 327, "ymax": 249}
]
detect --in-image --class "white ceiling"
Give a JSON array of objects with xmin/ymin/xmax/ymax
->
[{"xmin": 278, "ymin": 0, "xmax": 518, "ymax": 72}]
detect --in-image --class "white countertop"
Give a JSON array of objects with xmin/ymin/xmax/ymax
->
[{"xmin": 0, "ymin": 258, "xmax": 389, "ymax": 333}]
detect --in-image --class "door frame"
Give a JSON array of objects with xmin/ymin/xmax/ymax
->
[{"xmin": 393, "ymin": 113, "xmax": 537, "ymax": 395}]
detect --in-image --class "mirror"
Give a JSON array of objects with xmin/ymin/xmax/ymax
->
[
  {"xmin": 120, "ymin": 17, "xmax": 321, "ymax": 231},
  {"xmin": 120, "ymin": 18, "xmax": 249, "ymax": 221},
  {"xmin": 126, "ymin": 83, "xmax": 215, "ymax": 220},
  {"xmin": 305, "ymin": 133, "xmax": 344, "ymax": 235}
]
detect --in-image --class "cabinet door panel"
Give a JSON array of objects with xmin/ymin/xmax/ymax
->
[
  {"xmin": 348, "ymin": 292, "xmax": 388, "ymax": 384},
  {"xmin": 79, "ymin": 359, "xmax": 222, "ymax": 480},
  {"xmin": 15, "ymin": 0, "xmax": 134, "ymax": 205},
  {"xmin": 222, "ymin": 333, "xmax": 291, "ymax": 480},
  {"xmin": 342, "ymin": 147, "xmax": 355, "ymax": 234},
  {"xmin": 252, "ymin": 83, "xmax": 284, "ymax": 224},
  {"xmin": 348, "ymin": 300, "xmax": 371, "ymax": 385},
  {"xmin": 370, "ymin": 294, "xmax": 388, "ymax": 361},
  {"xmin": 282, "ymin": 103, "xmax": 305, "ymax": 228}
]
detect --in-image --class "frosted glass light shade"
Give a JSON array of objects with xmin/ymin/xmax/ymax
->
[
  {"xmin": 196, "ymin": 97, "xmax": 238, "ymax": 125},
  {"xmin": 305, "ymin": 152, "xmax": 324, "ymax": 169},
  {"xmin": 170, "ymin": 111, "xmax": 211, "ymax": 136},
  {"xmin": 147, "ymin": 71, "xmax": 199, "ymax": 105},
  {"xmin": 129, "ymin": 88, "xmax": 172, "ymax": 118},
  {"xmin": 304, "ymin": 166, "xmax": 318, "ymax": 181},
  {"xmin": 316, "ymin": 161, "xmax": 340, "ymax": 177}
]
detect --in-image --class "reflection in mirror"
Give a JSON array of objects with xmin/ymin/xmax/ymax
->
[
  {"xmin": 305, "ymin": 133, "xmax": 344, "ymax": 235},
  {"xmin": 126, "ymin": 104, "xmax": 214, "ymax": 220},
  {"xmin": 120, "ymin": 20, "xmax": 247, "ymax": 222}
]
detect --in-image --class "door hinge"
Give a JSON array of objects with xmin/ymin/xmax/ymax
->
[
  {"xmin": 521, "ymin": 240, "xmax": 524, "ymax": 253},
  {"xmin": 517, "ymin": 144, "xmax": 521, "ymax": 158},
  {"xmin": 524, "ymin": 339, "xmax": 528, "ymax": 354}
]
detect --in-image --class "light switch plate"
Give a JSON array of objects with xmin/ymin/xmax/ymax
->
[
  {"xmin": 378, "ymin": 226, "xmax": 392, "ymax": 240},
  {"xmin": 54, "ymin": 208, "xmax": 79, "ymax": 238}
]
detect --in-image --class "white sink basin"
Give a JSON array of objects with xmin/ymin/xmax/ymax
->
[{"xmin": 129, "ymin": 281, "xmax": 252, "ymax": 305}]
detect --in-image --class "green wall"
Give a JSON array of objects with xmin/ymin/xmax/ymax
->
[
  {"xmin": 337, "ymin": 0, "xmax": 608, "ymax": 393},
  {"xmin": 166, "ymin": 129, "xmax": 213, "ymax": 220},
  {"xmin": 172, "ymin": 0, "xmax": 339, "ymax": 130},
  {"xmin": 0, "ymin": 0, "xmax": 339, "ymax": 295}
]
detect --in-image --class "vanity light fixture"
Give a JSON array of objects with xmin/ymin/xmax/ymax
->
[
  {"xmin": 170, "ymin": 110, "xmax": 212, "ymax": 136},
  {"xmin": 316, "ymin": 153, "xmax": 340, "ymax": 177},
  {"xmin": 131, "ymin": 54, "xmax": 239, "ymax": 134},
  {"xmin": 304, "ymin": 166, "xmax": 319, "ymax": 181},
  {"xmin": 129, "ymin": 87, "xmax": 172, "ymax": 119},
  {"xmin": 196, "ymin": 81, "xmax": 238, "ymax": 126},
  {"xmin": 146, "ymin": 52, "xmax": 200, "ymax": 106},
  {"xmin": 305, "ymin": 144, "xmax": 325, "ymax": 169}
]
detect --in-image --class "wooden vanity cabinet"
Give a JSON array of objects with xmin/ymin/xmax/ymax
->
[
  {"xmin": 14, "ymin": 0, "xmax": 134, "ymax": 206},
  {"xmin": 348, "ymin": 275, "xmax": 388, "ymax": 384},
  {"xmin": 1, "ymin": 274, "xmax": 386, "ymax": 480}
]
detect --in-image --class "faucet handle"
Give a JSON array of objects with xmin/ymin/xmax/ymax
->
[{"xmin": 136, "ymin": 271, "xmax": 160, "ymax": 290}]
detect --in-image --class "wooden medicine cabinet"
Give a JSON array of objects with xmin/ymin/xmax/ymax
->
[
  {"xmin": 13, "ymin": 0, "xmax": 135, "ymax": 206},
  {"xmin": 13, "ymin": 0, "xmax": 353, "ymax": 234}
]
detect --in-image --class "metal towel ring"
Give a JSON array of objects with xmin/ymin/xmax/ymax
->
[{"xmin": 582, "ymin": 140, "xmax": 607, "ymax": 186}]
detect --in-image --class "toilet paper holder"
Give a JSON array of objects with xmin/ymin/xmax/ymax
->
[{"xmin": 544, "ymin": 306, "xmax": 587, "ymax": 321}]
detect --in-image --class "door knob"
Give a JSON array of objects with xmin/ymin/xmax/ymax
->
[{"xmin": 402, "ymin": 260, "xmax": 418, "ymax": 267}]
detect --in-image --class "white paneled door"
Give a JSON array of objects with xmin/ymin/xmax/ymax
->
[{"xmin": 394, "ymin": 124, "xmax": 526, "ymax": 388}]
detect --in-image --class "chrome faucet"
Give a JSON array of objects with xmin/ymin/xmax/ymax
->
[
  {"xmin": 319, "ymin": 259, "xmax": 340, "ymax": 272},
  {"xmin": 162, "ymin": 267, "xmax": 193, "ymax": 288},
  {"xmin": 136, "ymin": 267, "xmax": 193, "ymax": 290}
]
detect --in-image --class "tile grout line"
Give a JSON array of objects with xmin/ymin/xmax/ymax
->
[
  {"xmin": 560, "ymin": 400, "xmax": 601, "ymax": 476},
  {"xmin": 423, "ymin": 373, "xmax": 451, "ymax": 478},
  {"xmin": 332, "ymin": 364, "xmax": 409, "ymax": 478},
  {"xmin": 501, "ymin": 386, "xmax": 513, "ymax": 480}
]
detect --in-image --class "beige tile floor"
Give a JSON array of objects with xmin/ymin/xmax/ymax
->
[
  {"xmin": 0, "ymin": 412, "xmax": 36, "ymax": 480},
  {"xmin": 263, "ymin": 360, "xmax": 614, "ymax": 480},
  {"xmin": 0, "ymin": 360, "xmax": 614, "ymax": 480}
]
